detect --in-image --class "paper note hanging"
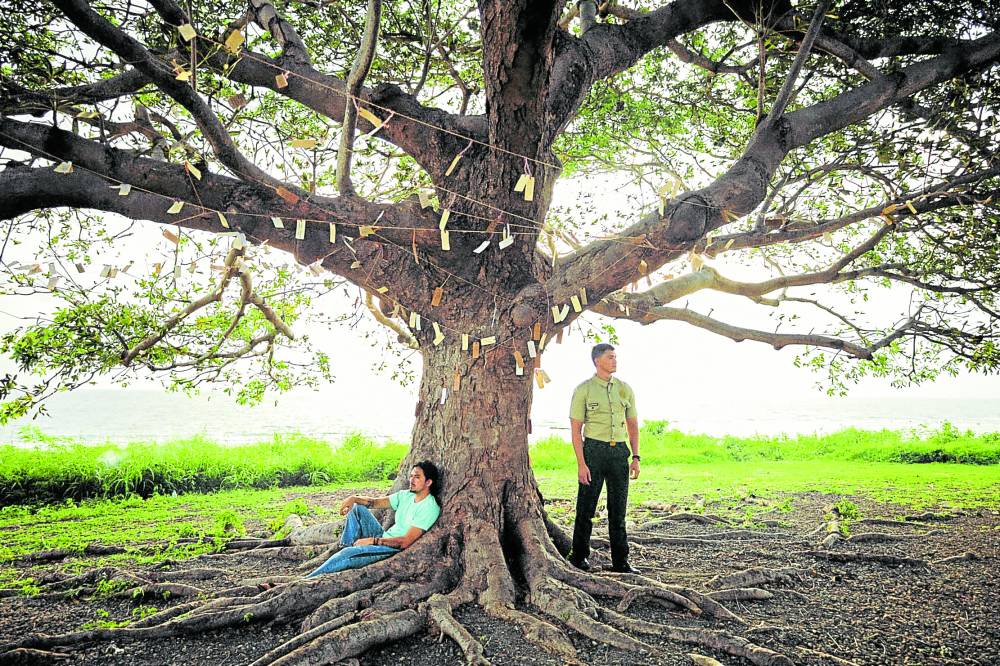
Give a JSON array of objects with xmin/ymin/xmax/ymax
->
[
  {"xmin": 162, "ymin": 228, "xmax": 179, "ymax": 244},
  {"xmin": 513, "ymin": 351, "xmax": 525, "ymax": 376},
  {"xmin": 47, "ymin": 276, "xmax": 61, "ymax": 290},
  {"xmin": 498, "ymin": 235, "xmax": 514, "ymax": 250},
  {"xmin": 432, "ymin": 322, "xmax": 445, "ymax": 346},
  {"xmin": 571, "ymin": 295, "xmax": 582, "ymax": 313},
  {"xmin": 118, "ymin": 183, "xmax": 131, "ymax": 196},
  {"xmin": 539, "ymin": 369, "xmax": 551, "ymax": 384},
  {"xmin": 439, "ymin": 209, "xmax": 450, "ymax": 230},
  {"xmin": 473, "ymin": 240, "xmax": 490, "ymax": 254},
  {"xmin": 356, "ymin": 106, "xmax": 383, "ymax": 129},
  {"xmin": 54, "ymin": 161, "xmax": 73, "ymax": 174},
  {"xmin": 535, "ymin": 368, "xmax": 545, "ymax": 388},
  {"xmin": 376, "ymin": 286, "xmax": 388, "ymax": 294},
  {"xmin": 905, "ymin": 200, "xmax": 918, "ymax": 214},
  {"xmin": 329, "ymin": 223, "xmax": 337, "ymax": 243},
  {"xmin": 453, "ymin": 373, "xmax": 461, "ymax": 391},
  {"xmin": 431, "ymin": 287, "xmax": 443, "ymax": 307},
  {"xmin": 185, "ymin": 161, "xmax": 202, "ymax": 180},
  {"xmin": 295, "ymin": 219, "xmax": 306, "ymax": 240},
  {"xmin": 276, "ymin": 186, "xmax": 299, "ymax": 204},
  {"xmin": 217, "ymin": 211, "xmax": 230, "ymax": 228},
  {"xmin": 290, "ymin": 139, "xmax": 317, "ymax": 149},
  {"xmin": 350, "ymin": 260, "xmax": 361, "ymax": 269},
  {"xmin": 228, "ymin": 93, "xmax": 248, "ymax": 110},
  {"xmin": 418, "ymin": 191, "xmax": 433, "ymax": 209},
  {"xmin": 275, "ymin": 73, "xmax": 289, "ymax": 88},
  {"xmin": 532, "ymin": 323, "xmax": 541, "ymax": 340},
  {"xmin": 539, "ymin": 332, "xmax": 547, "ymax": 350},
  {"xmin": 440, "ymin": 229, "xmax": 450, "ymax": 251},
  {"xmin": 440, "ymin": 387, "xmax": 448, "ymax": 405},
  {"xmin": 75, "ymin": 263, "xmax": 85, "ymax": 273},
  {"xmin": 579, "ymin": 288, "xmax": 588, "ymax": 306},
  {"xmin": 523, "ymin": 175, "xmax": 535, "ymax": 201},
  {"xmin": 527, "ymin": 340, "xmax": 537, "ymax": 358},
  {"xmin": 167, "ymin": 200, "xmax": 183, "ymax": 214},
  {"xmin": 480, "ymin": 336, "xmax": 496, "ymax": 346},
  {"xmin": 639, "ymin": 259, "xmax": 648, "ymax": 276},
  {"xmin": 100, "ymin": 265, "xmax": 112, "ymax": 278},
  {"xmin": 409, "ymin": 311, "xmax": 418, "ymax": 329},
  {"xmin": 472, "ymin": 341, "xmax": 480, "ymax": 359},
  {"xmin": 444, "ymin": 149, "xmax": 466, "ymax": 177},
  {"xmin": 178, "ymin": 23, "xmax": 197, "ymax": 41},
  {"xmin": 461, "ymin": 333, "xmax": 469, "ymax": 351},
  {"xmin": 271, "ymin": 217, "xmax": 284, "ymax": 229},
  {"xmin": 359, "ymin": 225, "xmax": 375, "ymax": 238},
  {"xmin": 224, "ymin": 29, "xmax": 244, "ymax": 54}
]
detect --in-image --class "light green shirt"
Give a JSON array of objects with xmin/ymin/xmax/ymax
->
[
  {"xmin": 569, "ymin": 374, "xmax": 637, "ymax": 443},
  {"xmin": 384, "ymin": 490, "xmax": 440, "ymax": 538}
]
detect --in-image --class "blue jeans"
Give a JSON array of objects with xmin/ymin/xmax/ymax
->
[{"xmin": 305, "ymin": 504, "xmax": 399, "ymax": 577}]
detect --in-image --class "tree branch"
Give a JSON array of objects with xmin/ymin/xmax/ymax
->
[{"xmin": 337, "ymin": 0, "xmax": 383, "ymax": 196}]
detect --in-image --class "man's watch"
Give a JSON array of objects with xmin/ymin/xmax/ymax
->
[{"xmin": 631, "ymin": 455, "xmax": 641, "ymax": 461}]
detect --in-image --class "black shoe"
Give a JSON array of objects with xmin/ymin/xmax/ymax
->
[
  {"xmin": 610, "ymin": 562, "xmax": 641, "ymax": 574},
  {"xmin": 569, "ymin": 557, "xmax": 591, "ymax": 571}
]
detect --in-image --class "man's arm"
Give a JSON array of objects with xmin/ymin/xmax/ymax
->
[
  {"xmin": 339, "ymin": 494, "xmax": 392, "ymax": 515},
  {"xmin": 570, "ymin": 418, "xmax": 591, "ymax": 485},
  {"xmin": 374, "ymin": 526, "xmax": 425, "ymax": 549},
  {"xmin": 626, "ymin": 416, "xmax": 640, "ymax": 480}
]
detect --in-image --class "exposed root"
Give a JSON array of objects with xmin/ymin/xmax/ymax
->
[
  {"xmin": 635, "ymin": 529, "xmax": 791, "ymax": 541},
  {"xmin": 222, "ymin": 537, "xmax": 291, "ymax": 551},
  {"xmin": 689, "ymin": 654, "xmax": 725, "ymax": 666},
  {"xmin": 706, "ymin": 587, "xmax": 774, "ymax": 602},
  {"xmin": 706, "ymin": 566, "xmax": 810, "ymax": 589},
  {"xmin": 904, "ymin": 511, "xmax": 958, "ymax": 522},
  {"xmin": 426, "ymin": 595, "xmax": 491, "ymax": 666},
  {"xmin": 203, "ymin": 545, "xmax": 323, "ymax": 561},
  {"xmin": 596, "ymin": 607, "xmax": 793, "ymax": 666},
  {"xmin": 847, "ymin": 530, "xmax": 939, "ymax": 544},
  {"xmin": 820, "ymin": 532, "xmax": 843, "ymax": 549},
  {"xmin": 855, "ymin": 517, "xmax": 930, "ymax": 528},
  {"xmin": 797, "ymin": 646, "xmax": 862, "ymax": 665},
  {"xmin": 267, "ymin": 609, "xmax": 425, "ymax": 666},
  {"xmin": 635, "ymin": 512, "xmax": 733, "ymax": 530},
  {"xmin": 483, "ymin": 603, "xmax": 579, "ymax": 663},
  {"xmin": 0, "ymin": 647, "xmax": 73, "ymax": 664},
  {"xmin": 248, "ymin": 612, "xmax": 356, "ymax": 666},
  {"xmin": 793, "ymin": 550, "xmax": 928, "ymax": 566},
  {"xmin": 616, "ymin": 586, "xmax": 703, "ymax": 615},
  {"xmin": 541, "ymin": 510, "xmax": 572, "ymax": 558},
  {"xmin": 300, "ymin": 582, "xmax": 392, "ymax": 631},
  {"xmin": 933, "ymin": 551, "xmax": 979, "ymax": 565},
  {"xmin": 14, "ymin": 543, "xmax": 126, "ymax": 564}
]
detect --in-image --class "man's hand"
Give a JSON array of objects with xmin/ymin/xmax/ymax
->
[
  {"xmin": 629, "ymin": 459, "xmax": 640, "ymax": 480},
  {"xmin": 354, "ymin": 537, "xmax": 376, "ymax": 546},
  {"xmin": 578, "ymin": 464, "xmax": 591, "ymax": 485},
  {"xmin": 339, "ymin": 496, "xmax": 359, "ymax": 515}
]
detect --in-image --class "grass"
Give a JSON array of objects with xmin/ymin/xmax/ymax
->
[{"xmin": 3, "ymin": 421, "xmax": 999, "ymax": 506}]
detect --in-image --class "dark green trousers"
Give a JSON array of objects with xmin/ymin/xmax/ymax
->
[{"xmin": 571, "ymin": 437, "xmax": 630, "ymax": 565}]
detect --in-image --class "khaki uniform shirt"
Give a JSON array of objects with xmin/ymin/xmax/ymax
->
[{"xmin": 569, "ymin": 375, "xmax": 637, "ymax": 443}]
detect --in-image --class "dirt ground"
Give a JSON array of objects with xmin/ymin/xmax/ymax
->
[{"xmin": 1, "ymin": 491, "xmax": 997, "ymax": 665}]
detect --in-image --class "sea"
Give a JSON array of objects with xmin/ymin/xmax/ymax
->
[{"xmin": 2, "ymin": 388, "xmax": 998, "ymax": 447}]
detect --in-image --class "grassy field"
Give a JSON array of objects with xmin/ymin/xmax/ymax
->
[
  {"xmin": 3, "ymin": 420, "xmax": 999, "ymax": 506},
  {"xmin": 1, "ymin": 422, "xmax": 998, "ymax": 582}
]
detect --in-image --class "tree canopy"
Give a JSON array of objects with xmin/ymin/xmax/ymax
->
[{"xmin": 0, "ymin": 0, "xmax": 998, "ymax": 416}]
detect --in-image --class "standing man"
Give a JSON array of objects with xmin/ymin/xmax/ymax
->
[{"xmin": 568, "ymin": 343, "xmax": 641, "ymax": 574}]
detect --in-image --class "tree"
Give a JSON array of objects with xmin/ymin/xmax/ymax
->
[{"xmin": 1, "ymin": 0, "xmax": 998, "ymax": 663}]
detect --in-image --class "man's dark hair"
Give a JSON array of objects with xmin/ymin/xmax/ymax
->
[
  {"xmin": 591, "ymin": 343, "xmax": 615, "ymax": 364},
  {"xmin": 414, "ymin": 460, "xmax": 442, "ymax": 500}
]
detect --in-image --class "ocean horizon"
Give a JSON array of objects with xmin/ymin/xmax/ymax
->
[{"xmin": 2, "ymin": 388, "xmax": 999, "ymax": 447}]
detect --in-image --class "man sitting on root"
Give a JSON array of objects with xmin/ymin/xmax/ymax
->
[{"xmin": 305, "ymin": 460, "xmax": 442, "ymax": 577}]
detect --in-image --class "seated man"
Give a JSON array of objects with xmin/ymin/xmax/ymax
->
[{"xmin": 305, "ymin": 460, "xmax": 441, "ymax": 577}]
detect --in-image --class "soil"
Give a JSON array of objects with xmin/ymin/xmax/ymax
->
[{"xmin": 1, "ymin": 491, "xmax": 997, "ymax": 666}]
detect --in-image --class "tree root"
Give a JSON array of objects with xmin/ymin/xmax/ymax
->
[
  {"xmin": 706, "ymin": 566, "xmax": 810, "ymax": 589},
  {"xmin": 706, "ymin": 587, "xmax": 774, "ymax": 602},
  {"xmin": 0, "ymin": 647, "xmax": 74, "ymax": 664},
  {"xmin": 266, "ymin": 609, "xmax": 424, "ymax": 666},
  {"xmin": 793, "ymin": 550, "xmax": 928, "ymax": 566},
  {"xmin": 903, "ymin": 511, "xmax": 958, "ymax": 522},
  {"xmin": 616, "ymin": 586, "xmax": 703, "ymax": 615},
  {"xmin": 855, "ymin": 517, "xmax": 930, "ymax": 528},
  {"xmin": 847, "ymin": 530, "xmax": 939, "ymax": 544},
  {"xmin": 596, "ymin": 607, "xmax": 794, "ymax": 666},
  {"xmin": 426, "ymin": 595, "xmax": 491, "ymax": 666},
  {"xmin": 202, "ymin": 545, "xmax": 323, "ymax": 561},
  {"xmin": 249, "ymin": 612, "xmax": 357, "ymax": 666},
  {"xmin": 483, "ymin": 603, "xmax": 579, "ymax": 663},
  {"xmin": 300, "ymin": 582, "xmax": 392, "ymax": 631},
  {"xmin": 222, "ymin": 537, "xmax": 291, "ymax": 551},
  {"xmin": 932, "ymin": 551, "xmax": 979, "ymax": 565},
  {"xmin": 635, "ymin": 512, "xmax": 733, "ymax": 530},
  {"xmin": 14, "ymin": 543, "xmax": 127, "ymax": 564},
  {"xmin": 689, "ymin": 654, "xmax": 725, "ymax": 666}
]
